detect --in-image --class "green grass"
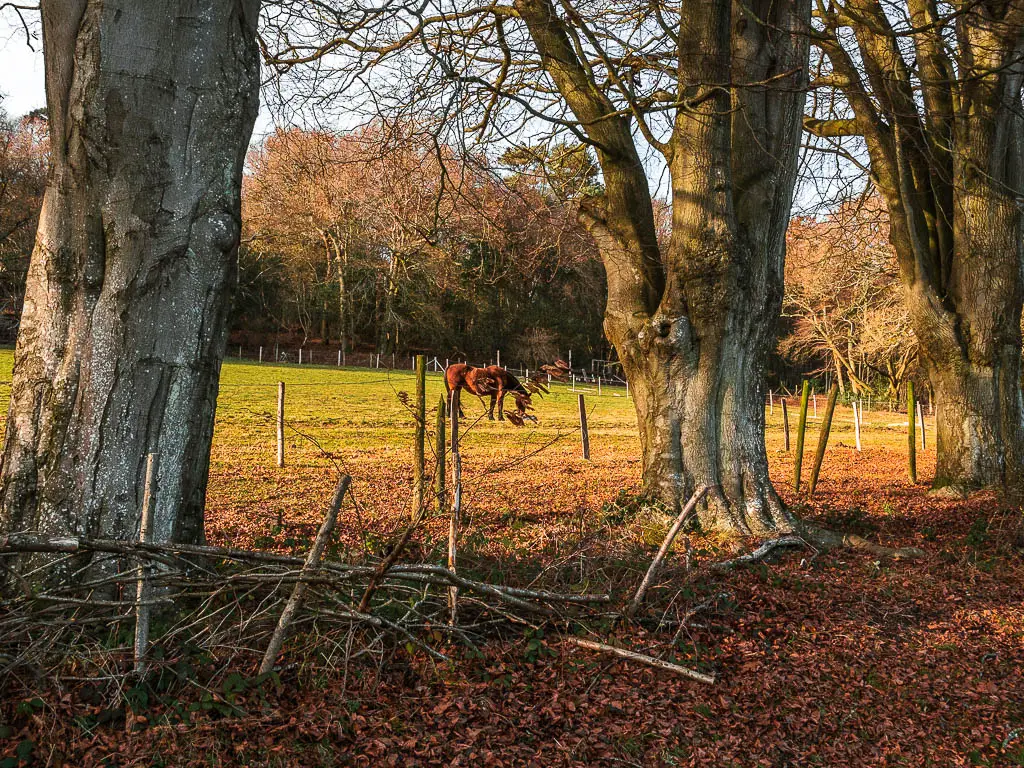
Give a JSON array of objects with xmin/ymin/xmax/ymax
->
[{"xmin": 0, "ymin": 347, "xmax": 930, "ymax": 554}]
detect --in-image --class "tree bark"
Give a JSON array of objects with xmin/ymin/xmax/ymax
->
[
  {"xmin": 809, "ymin": 0, "xmax": 1024, "ymax": 494},
  {"xmin": 567, "ymin": 0, "xmax": 808, "ymax": 533},
  {"xmin": 0, "ymin": 1, "xmax": 261, "ymax": 561}
]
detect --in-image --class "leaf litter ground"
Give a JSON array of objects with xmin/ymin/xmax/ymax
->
[{"xmin": 1, "ymin": 358, "xmax": 1021, "ymax": 766}]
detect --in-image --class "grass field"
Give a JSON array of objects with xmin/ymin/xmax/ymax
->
[{"xmin": 3, "ymin": 350, "xmax": 1024, "ymax": 766}]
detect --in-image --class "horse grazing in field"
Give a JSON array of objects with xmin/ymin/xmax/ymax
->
[{"xmin": 444, "ymin": 363, "xmax": 532, "ymax": 422}]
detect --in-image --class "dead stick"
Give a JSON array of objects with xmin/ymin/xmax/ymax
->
[
  {"xmin": 782, "ymin": 398, "xmax": 790, "ymax": 452},
  {"xmin": 434, "ymin": 395, "xmax": 446, "ymax": 511},
  {"xmin": 793, "ymin": 380, "xmax": 810, "ymax": 489},
  {"xmin": 259, "ymin": 474, "xmax": 350, "ymax": 675},
  {"xmin": 627, "ymin": 486, "xmax": 707, "ymax": 615},
  {"xmin": 907, "ymin": 381, "xmax": 917, "ymax": 483},
  {"xmin": 566, "ymin": 637, "xmax": 716, "ymax": 684},
  {"xmin": 133, "ymin": 453, "xmax": 158, "ymax": 675}
]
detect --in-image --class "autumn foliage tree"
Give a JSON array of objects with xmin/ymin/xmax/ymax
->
[
  {"xmin": 240, "ymin": 125, "xmax": 606, "ymax": 362},
  {"xmin": 783, "ymin": 198, "xmax": 917, "ymax": 398}
]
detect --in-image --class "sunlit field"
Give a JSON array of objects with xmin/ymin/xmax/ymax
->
[
  {"xmin": 0, "ymin": 348, "xmax": 939, "ymax": 556},
  {"xmin": 0, "ymin": 348, "xmax": 940, "ymax": 557}
]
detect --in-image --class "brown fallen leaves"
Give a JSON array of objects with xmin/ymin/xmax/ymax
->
[{"xmin": 2, "ymin": 413, "xmax": 1023, "ymax": 766}]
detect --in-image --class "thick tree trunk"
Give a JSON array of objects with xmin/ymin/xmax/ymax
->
[
  {"xmin": 911, "ymin": 184, "xmax": 1024, "ymax": 494},
  {"xmin": 0, "ymin": 1, "xmax": 261, "ymax": 556},
  {"xmin": 607, "ymin": 311, "xmax": 790, "ymax": 535}
]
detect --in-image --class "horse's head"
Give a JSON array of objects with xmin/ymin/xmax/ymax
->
[{"xmin": 511, "ymin": 391, "xmax": 537, "ymax": 423}]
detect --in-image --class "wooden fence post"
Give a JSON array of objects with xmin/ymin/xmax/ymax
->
[
  {"xmin": 793, "ymin": 380, "xmax": 810, "ymax": 490},
  {"xmin": 448, "ymin": 388, "xmax": 462, "ymax": 625},
  {"xmin": 578, "ymin": 393, "xmax": 590, "ymax": 460},
  {"xmin": 769, "ymin": 390, "xmax": 774, "ymax": 416},
  {"xmin": 907, "ymin": 381, "xmax": 917, "ymax": 483},
  {"xmin": 917, "ymin": 400, "xmax": 926, "ymax": 450},
  {"xmin": 259, "ymin": 346, "xmax": 263, "ymax": 363},
  {"xmin": 412, "ymin": 356, "xmax": 426, "ymax": 521},
  {"xmin": 853, "ymin": 401, "xmax": 862, "ymax": 452},
  {"xmin": 808, "ymin": 384, "xmax": 840, "ymax": 496},
  {"xmin": 782, "ymin": 398, "xmax": 790, "ymax": 452},
  {"xmin": 277, "ymin": 382, "xmax": 285, "ymax": 468},
  {"xmin": 134, "ymin": 452, "xmax": 158, "ymax": 675},
  {"xmin": 435, "ymin": 395, "xmax": 446, "ymax": 511}
]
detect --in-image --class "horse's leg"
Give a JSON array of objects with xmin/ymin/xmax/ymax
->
[
  {"xmin": 487, "ymin": 393, "xmax": 496, "ymax": 420},
  {"xmin": 497, "ymin": 388, "xmax": 505, "ymax": 421}
]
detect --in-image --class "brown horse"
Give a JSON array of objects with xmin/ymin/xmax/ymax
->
[{"xmin": 444, "ymin": 363, "xmax": 531, "ymax": 421}]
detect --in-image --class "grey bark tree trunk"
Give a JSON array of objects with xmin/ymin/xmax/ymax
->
[
  {"xmin": 809, "ymin": 0, "xmax": 1024, "ymax": 494},
  {"xmin": 556, "ymin": 0, "xmax": 808, "ymax": 532},
  {"xmin": 0, "ymin": 0, "xmax": 261, "ymax": 559}
]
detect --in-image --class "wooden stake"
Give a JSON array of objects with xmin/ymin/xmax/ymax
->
[
  {"xmin": 435, "ymin": 395, "xmax": 446, "ymax": 511},
  {"xmin": 259, "ymin": 346, "xmax": 263, "ymax": 363},
  {"xmin": 448, "ymin": 388, "xmax": 462, "ymax": 625},
  {"xmin": 259, "ymin": 475, "xmax": 350, "ymax": 675},
  {"xmin": 813, "ymin": 390, "xmax": 818, "ymax": 418},
  {"xmin": 412, "ymin": 355, "xmax": 426, "ymax": 522},
  {"xmin": 793, "ymin": 380, "xmax": 810, "ymax": 490},
  {"xmin": 782, "ymin": 398, "xmax": 790, "ymax": 452},
  {"xmin": 917, "ymin": 400, "xmax": 926, "ymax": 450},
  {"xmin": 578, "ymin": 393, "xmax": 590, "ymax": 460},
  {"xmin": 299, "ymin": 348, "xmax": 303, "ymax": 365},
  {"xmin": 276, "ymin": 382, "xmax": 285, "ymax": 468},
  {"xmin": 133, "ymin": 452, "xmax": 158, "ymax": 675},
  {"xmin": 908, "ymin": 381, "xmax": 917, "ymax": 483},
  {"xmin": 769, "ymin": 390, "xmax": 774, "ymax": 416},
  {"xmin": 628, "ymin": 486, "xmax": 707, "ymax": 614},
  {"xmin": 853, "ymin": 401, "xmax": 862, "ymax": 452},
  {"xmin": 807, "ymin": 383, "xmax": 840, "ymax": 496}
]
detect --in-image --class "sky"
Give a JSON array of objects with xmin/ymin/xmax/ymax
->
[{"xmin": 0, "ymin": 22, "xmax": 45, "ymax": 118}]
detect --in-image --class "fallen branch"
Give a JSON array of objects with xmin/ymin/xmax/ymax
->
[
  {"xmin": 0, "ymin": 536, "xmax": 610, "ymax": 606},
  {"xmin": 628, "ymin": 486, "xmax": 707, "ymax": 615},
  {"xmin": 259, "ymin": 475, "xmax": 350, "ymax": 675},
  {"xmin": 566, "ymin": 636, "xmax": 715, "ymax": 684},
  {"xmin": 707, "ymin": 536, "xmax": 807, "ymax": 574}
]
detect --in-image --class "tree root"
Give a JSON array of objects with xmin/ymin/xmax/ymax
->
[
  {"xmin": 701, "ymin": 523, "xmax": 926, "ymax": 576},
  {"xmin": 795, "ymin": 522, "xmax": 927, "ymax": 560}
]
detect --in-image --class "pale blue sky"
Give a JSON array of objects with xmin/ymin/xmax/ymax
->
[{"xmin": 0, "ymin": 23, "xmax": 45, "ymax": 117}]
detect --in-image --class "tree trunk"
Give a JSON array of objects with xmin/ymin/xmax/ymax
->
[
  {"xmin": 0, "ymin": 1, "xmax": 261, "ymax": 559},
  {"xmin": 913, "ymin": 184, "xmax": 1024, "ymax": 493},
  {"xmin": 607, "ymin": 311, "xmax": 791, "ymax": 535}
]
